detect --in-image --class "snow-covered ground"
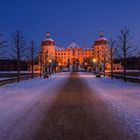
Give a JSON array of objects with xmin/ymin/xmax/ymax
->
[
  {"xmin": 0, "ymin": 72, "xmax": 140, "ymax": 139},
  {"xmin": 80, "ymin": 72, "xmax": 140, "ymax": 137},
  {"xmin": 0, "ymin": 77, "xmax": 10, "ymax": 80},
  {"xmin": 0, "ymin": 73, "xmax": 70, "ymax": 139}
]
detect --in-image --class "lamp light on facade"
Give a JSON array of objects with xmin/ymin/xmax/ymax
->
[
  {"xmin": 58, "ymin": 63, "xmax": 61, "ymax": 66},
  {"xmin": 93, "ymin": 58, "xmax": 97, "ymax": 63},
  {"xmin": 49, "ymin": 59, "xmax": 52, "ymax": 63}
]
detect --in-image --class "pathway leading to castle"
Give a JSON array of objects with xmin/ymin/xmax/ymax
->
[{"xmin": 0, "ymin": 72, "xmax": 140, "ymax": 140}]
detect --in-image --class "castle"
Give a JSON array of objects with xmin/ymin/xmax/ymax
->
[{"xmin": 34, "ymin": 32, "xmax": 112, "ymax": 72}]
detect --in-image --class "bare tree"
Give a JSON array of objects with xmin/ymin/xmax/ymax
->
[
  {"xmin": 11, "ymin": 31, "xmax": 26, "ymax": 82},
  {"xmin": 27, "ymin": 40, "xmax": 36, "ymax": 79},
  {"xmin": 102, "ymin": 47, "xmax": 109, "ymax": 77},
  {"xmin": 39, "ymin": 48, "xmax": 43, "ymax": 77},
  {"xmin": 117, "ymin": 27, "xmax": 135, "ymax": 82}
]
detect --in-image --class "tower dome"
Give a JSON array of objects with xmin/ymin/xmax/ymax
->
[
  {"xmin": 41, "ymin": 32, "xmax": 55, "ymax": 46},
  {"xmin": 94, "ymin": 31, "xmax": 108, "ymax": 45}
]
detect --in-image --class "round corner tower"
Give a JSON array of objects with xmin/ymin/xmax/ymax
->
[{"xmin": 41, "ymin": 32, "xmax": 56, "ymax": 63}]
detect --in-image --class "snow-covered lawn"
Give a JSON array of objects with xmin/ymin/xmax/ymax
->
[
  {"xmin": 0, "ymin": 73, "xmax": 70, "ymax": 139},
  {"xmin": 0, "ymin": 77, "xmax": 10, "ymax": 80},
  {"xmin": 80, "ymin": 72, "xmax": 140, "ymax": 136}
]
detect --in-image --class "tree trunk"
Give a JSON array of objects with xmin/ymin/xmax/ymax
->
[
  {"xmin": 40, "ymin": 63, "xmax": 42, "ymax": 77},
  {"xmin": 17, "ymin": 59, "xmax": 20, "ymax": 83},
  {"xmin": 123, "ymin": 57, "xmax": 127, "ymax": 82},
  {"xmin": 111, "ymin": 62, "xmax": 113, "ymax": 79},
  {"xmin": 111, "ymin": 48, "xmax": 113, "ymax": 79},
  {"xmin": 40, "ymin": 51, "xmax": 42, "ymax": 78},
  {"xmin": 31, "ymin": 59, "xmax": 34, "ymax": 79},
  {"xmin": 31, "ymin": 42, "xmax": 34, "ymax": 79},
  {"xmin": 103, "ymin": 62, "xmax": 105, "ymax": 77},
  {"xmin": 123, "ymin": 36, "xmax": 127, "ymax": 82},
  {"xmin": 17, "ymin": 33, "xmax": 20, "ymax": 83}
]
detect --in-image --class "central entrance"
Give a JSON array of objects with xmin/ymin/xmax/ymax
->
[{"xmin": 70, "ymin": 58, "xmax": 79, "ymax": 72}]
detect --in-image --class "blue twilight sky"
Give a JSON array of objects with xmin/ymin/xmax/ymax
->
[{"xmin": 0, "ymin": 0, "xmax": 140, "ymax": 51}]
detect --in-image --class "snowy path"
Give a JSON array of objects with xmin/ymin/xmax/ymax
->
[{"xmin": 0, "ymin": 72, "xmax": 140, "ymax": 140}]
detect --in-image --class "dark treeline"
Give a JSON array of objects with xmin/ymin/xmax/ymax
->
[
  {"xmin": 0, "ymin": 59, "xmax": 28, "ymax": 71},
  {"xmin": 114, "ymin": 56, "xmax": 140, "ymax": 70}
]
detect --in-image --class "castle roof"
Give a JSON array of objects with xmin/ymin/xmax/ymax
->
[
  {"xmin": 43, "ymin": 37, "xmax": 54, "ymax": 42},
  {"xmin": 56, "ymin": 46, "xmax": 65, "ymax": 51},
  {"xmin": 95, "ymin": 31, "xmax": 108, "ymax": 42},
  {"xmin": 83, "ymin": 48, "xmax": 93, "ymax": 51},
  {"xmin": 96, "ymin": 36, "xmax": 108, "ymax": 42},
  {"xmin": 67, "ymin": 42, "xmax": 80, "ymax": 48},
  {"xmin": 41, "ymin": 32, "xmax": 55, "ymax": 46},
  {"xmin": 43, "ymin": 32, "xmax": 54, "ymax": 42}
]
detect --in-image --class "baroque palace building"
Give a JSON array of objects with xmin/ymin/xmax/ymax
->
[{"xmin": 35, "ymin": 32, "xmax": 112, "ymax": 72}]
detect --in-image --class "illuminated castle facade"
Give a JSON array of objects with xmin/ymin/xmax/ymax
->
[{"xmin": 37, "ymin": 32, "xmax": 111, "ymax": 71}]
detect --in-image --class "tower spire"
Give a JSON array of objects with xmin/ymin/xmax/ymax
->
[
  {"xmin": 46, "ymin": 32, "xmax": 51, "ymax": 38},
  {"xmin": 99, "ymin": 31, "xmax": 104, "ymax": 37}
]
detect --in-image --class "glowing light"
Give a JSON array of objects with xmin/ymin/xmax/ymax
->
[{"xmin": 93, "ymin": 58, "xmax": 97, "ymax": 63}]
